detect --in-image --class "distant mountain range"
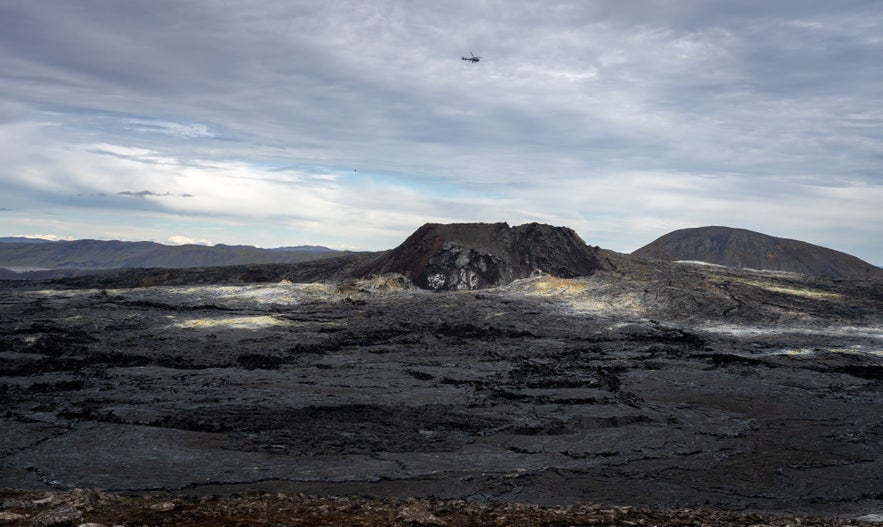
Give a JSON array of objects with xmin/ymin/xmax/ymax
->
[
  {"xmin": 0, "ymin": 238, "xmax": 345, "ymax": 278},
  {"xmin": 633, "ymin": 226, "xmax": 883, "ymax": 279},
  {"xmin": 270, "ymin": 245, "xmax": 337, "ymax": 253},
  {"xmin": 2, "ymin": 225, "xmax": 880, "ymax": 283},
  {"xmin": 0, "ymin": 237, "xmax": 57, "ymax": 244}
]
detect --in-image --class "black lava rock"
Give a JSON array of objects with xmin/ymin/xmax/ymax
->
[{"xmin": 358, "ymin": 222, "xmax": 608, "ymax": 290}]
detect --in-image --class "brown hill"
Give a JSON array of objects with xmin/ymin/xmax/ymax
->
[
  {"xmin": 358, "ymin": 222, "xmax": 607, "ymax": 290},
  {"xmin": 632, "ymin": 226, "xmax": 882, "ymax": 279}
]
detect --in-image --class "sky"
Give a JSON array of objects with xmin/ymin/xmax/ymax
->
[{"xmin": 1, "ymin": 1, "xmax": 882, "ymax": 263}]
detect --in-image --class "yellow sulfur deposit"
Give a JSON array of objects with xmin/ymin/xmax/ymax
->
[
  {"xmin": 732, "ymin": 279, "xmax": 842, "ymax": 300},
  {"xmin": 170, "ymin": 315, "xmax": 288, "ymax": 330}
]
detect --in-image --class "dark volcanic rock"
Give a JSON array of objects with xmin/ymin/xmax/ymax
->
[
  {"xmin": 633, "ymin": 226, "xmax": 883, "ymax": 279},
  {"xmin": 1, "ymin": 254, "xmax": 882, "ymax": 516},
  {"xmin": 358, "ymin": 222, "xmax": 607, "ymax": 290}
]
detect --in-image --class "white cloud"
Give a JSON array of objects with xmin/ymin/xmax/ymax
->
[
  {"xmin": 1, "ymin": 1, "xmax": 881, "ymax": 263},
  {"xmin": 122, "ymin": 119, "xmax": 215, "ymax": 138},
  {"xmin": 168, "ymin": 235, "xmax": 213, "ymax": 246},
  {"xmin": 87, "ymin": 143, "xmax": 158, "ymax": 158},
  {"xmin": 13, "ymin": 234, "xmax": 74, "ymax": 241}
]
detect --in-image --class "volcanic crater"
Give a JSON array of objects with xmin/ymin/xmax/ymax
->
[{"xmin": 356, "ymin": 222, "xmax": 607, "ymax": 290}]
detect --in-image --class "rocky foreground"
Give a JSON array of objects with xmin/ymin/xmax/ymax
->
[
  {"xmin": 2, "ymin": 218, "xmax": 883, "ymax": 524},
  {"xmin": 1, "ymin": 487, "xmax": 880, "ymax": 526}
]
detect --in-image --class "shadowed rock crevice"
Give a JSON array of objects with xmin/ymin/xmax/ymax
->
[{"xmin": 358, "ymin": 222, "xmax": 608, "ymax": 290}]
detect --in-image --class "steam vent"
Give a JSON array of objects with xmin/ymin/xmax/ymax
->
[{"xmin": 359, "ymin": 222, "xmax": 607, "ymax": 290}]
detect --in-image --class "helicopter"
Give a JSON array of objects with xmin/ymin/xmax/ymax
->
[{"xmin": 461, "ymin": 52, "xmax": 481, "ymax": 63}]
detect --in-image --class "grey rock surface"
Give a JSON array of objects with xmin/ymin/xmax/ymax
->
[
  {"xmin": 1, "ymin": 257, "xmax": 882, "ymax": 517},
  {"xmin": 358, "ymin": 222, "xmax": 607, "ymax": 290}
]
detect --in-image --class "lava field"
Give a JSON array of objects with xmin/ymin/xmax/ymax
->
[{"xmin": 1, "ymin": 257, "xmax": 882, "ymax": 521}]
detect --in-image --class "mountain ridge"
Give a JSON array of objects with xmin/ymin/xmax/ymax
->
[
  {"xmin": 3, "ymin": 223, "xmax": 879, "ymax": 284},
  {"xmin": 0, "ymin": 237, "xmax": 57, "ymax": 244},
  {"xmin": 632, "ymin": 226, "xmax": 882, "ymax": 279},
  {"xmin": 0, "ymin": 238, "xmax": 349, "ymax": 273}
]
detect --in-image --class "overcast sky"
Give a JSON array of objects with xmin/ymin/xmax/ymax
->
[{"xmin": 1, "ymin": 1, "xmax": 881, "ymax": 263}]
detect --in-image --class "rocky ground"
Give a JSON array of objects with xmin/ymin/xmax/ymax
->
[
  {"xmin": 2, "ymin": 487, "xmax": 881, "ymax": 526},
  {"xmin": 1, "ymin": 254, "xmax": 882, "ymax": 524}
]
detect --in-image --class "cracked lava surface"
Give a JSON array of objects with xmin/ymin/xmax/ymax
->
[{"xmin": 1, "ymin": 260, "xmax": 882, "ymax": 520}]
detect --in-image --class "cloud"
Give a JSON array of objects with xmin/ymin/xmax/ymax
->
[
  {"xmin": 168, "ymin": 235, "xmax": 212, "ymax": 246},
  {"xmin": 122, "ymin": 118, "xmax": 215, "ymax": 138},
  {"xmin": 13, "ymin": 234, "xmax": 74, "ymax": 241},
  {"xmin": 0, "ymin": 1, "xmax": 881, "ymax": 262},
  {"xmin": 118, "ymin": 190, "xmax": 194, "ymax": 199}
]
